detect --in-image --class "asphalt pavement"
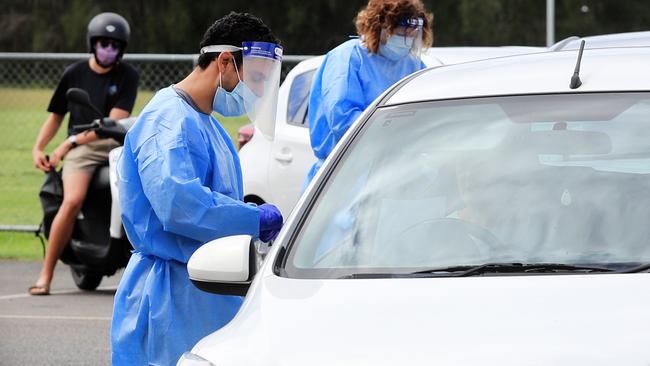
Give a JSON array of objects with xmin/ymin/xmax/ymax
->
[{"xmin": 0, "ymin": 260, "xmax": 123, "ymax": 365}]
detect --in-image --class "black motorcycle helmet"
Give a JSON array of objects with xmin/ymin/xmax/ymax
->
[{"xmin": 87, "ymin": 12, "xmax": 130, "ymax": 59}]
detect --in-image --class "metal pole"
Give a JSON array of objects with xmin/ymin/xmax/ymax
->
[
  {"xmin": 546, "ymin": 0, "xmax": 555, "ymax": 47},
  {"xmin": 0, "ymin": 224, "xmax": 40, "ymax": 233}
]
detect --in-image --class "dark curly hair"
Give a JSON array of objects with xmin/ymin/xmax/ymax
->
[
  {"xmin": 355, "ymin": 0, "xmax": 433, "ymax": 54},
  {"xmin": 197, "ymin": 12, "xmax": 280, "ymax": 69}
]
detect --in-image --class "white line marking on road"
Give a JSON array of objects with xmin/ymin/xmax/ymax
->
[
  {"xmin": 0, "ymin": 314, "xmax": 110, "ymax": 321},
  {"xmin": 0, "ymin": 289, "xmax": 78, "ymax": 300},
  {"xmin": 0, "ymin": 286, "xmax": 118, "ymax": 300}
]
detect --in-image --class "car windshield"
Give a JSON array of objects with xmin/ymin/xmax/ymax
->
[{"xmin": 282, "ymin": 93, "xmax": 650, "ymax": 279}]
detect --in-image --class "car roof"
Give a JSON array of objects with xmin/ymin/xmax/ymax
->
[
  {"xmin": 424, "ymin": 46, "xmax": 545, "ymax": 65},
  {"xmin": 286, "ymin": 55, "xmax": 324, "ymax": 75},
  {"xmin": 385, "ymin": 46, "xmax": 650, "ymax": 106},
  {"xmin": 551, "ymin": 31, "xmax": 650, "ymax": 51},
  {"xmin": 286, "ymin": 46, "xmax": 544, "ymax": 76}
]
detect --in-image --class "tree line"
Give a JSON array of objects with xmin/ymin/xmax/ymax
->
[{"xmin": 1, "ymin": 0, "xmax": 649, "ymax": 55}]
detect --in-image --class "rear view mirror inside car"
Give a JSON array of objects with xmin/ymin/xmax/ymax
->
[
  {"xmin": 501, "ymin": 93, "xmax": 640, "ymax": 123},
  {"xmin": 516, "ymin": 130, "xmax": 612, "ymax": 155}
]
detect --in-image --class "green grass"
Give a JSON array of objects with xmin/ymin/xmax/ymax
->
[
  {"xmin": 0, "ymin": 87, "xmax": 248, "ymax": 259},
  {"xmin": 0, "ymin": 232, "xmax": 44, "ymax": 260}
]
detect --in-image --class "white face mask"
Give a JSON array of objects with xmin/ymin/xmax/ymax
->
[{"xmin": 379, "ymin": 34, "xmax": 415, "ymax": 61}]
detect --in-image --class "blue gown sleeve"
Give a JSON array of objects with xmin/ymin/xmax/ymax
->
[
  {"xmin": 136, "ymin": 128, "xmax": 260, "ymax": 243},
  {"xmin": 309, "ymin": 50, "xmax": 365, "ymax": 160}
]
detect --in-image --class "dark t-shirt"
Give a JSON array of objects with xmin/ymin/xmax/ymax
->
[{"xmin": 47, "ymin": 59, "xmax": 139, "ymax": 136}]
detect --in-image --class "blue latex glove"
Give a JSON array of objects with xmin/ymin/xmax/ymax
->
[
  {"xmin": 260, "ymin": 228, "xmax": 280, "ymax": 243},
  {"xmin": 258, "ymin": 203, "xmax": 283, "ymax": 242}
]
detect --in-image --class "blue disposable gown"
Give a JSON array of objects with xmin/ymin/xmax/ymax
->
[
  {"xmin": 111, "ymin": 86, "xmax": 260, "ymax": 365},
  {"xmin": 304, "ymin": 39, "xmax": 426, "ymax": 187}
]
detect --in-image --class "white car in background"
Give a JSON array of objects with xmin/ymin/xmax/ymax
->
[
  {"xmin": 180, "ymin": 45, "xmax": 650, "ymax": 365},
  {"xmin": 238, "ymin": 46, "xmax": 544, "ymax": 215}
]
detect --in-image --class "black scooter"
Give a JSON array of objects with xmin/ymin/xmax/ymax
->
[{"xmin": 39, "ymin": 88, "xmax": 135, "ymax": 290}]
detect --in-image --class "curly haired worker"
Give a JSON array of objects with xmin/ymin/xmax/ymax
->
[{"xmin": 304, "ymin": 0, "xmax": 433, "ymax": 187}]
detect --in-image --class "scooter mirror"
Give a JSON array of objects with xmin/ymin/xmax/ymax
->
[{"xmin": 66, "ymin": 88, "xmax": 103, "ymax": 118}]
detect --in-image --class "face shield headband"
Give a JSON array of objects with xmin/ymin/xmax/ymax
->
[{"xmin": 398, "ymin": 17, "xmax": 424, "ymax": 30}]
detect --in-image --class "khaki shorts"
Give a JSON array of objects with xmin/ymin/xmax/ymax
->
[{"xmin": 62, "ymin": 138, "xmax": 119, "ymax": 177}]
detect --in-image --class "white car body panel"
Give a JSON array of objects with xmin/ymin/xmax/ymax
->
[
  {"xmin": 424, "ymin": 45, "xmax": 544, "ymax": 65},
  {"xmin": 194, "ymin": 272, "xmax": 650, "ymax": 366}
]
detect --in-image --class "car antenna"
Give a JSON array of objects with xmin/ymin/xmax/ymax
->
[{"xmin": 569, "ymin": 40, "xmax": 586, "ymax": 89}]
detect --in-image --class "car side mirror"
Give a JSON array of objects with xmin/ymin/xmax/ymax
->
[{"xmin": 188, "ymin": 235, "xmax": 256, "ymax": 296}]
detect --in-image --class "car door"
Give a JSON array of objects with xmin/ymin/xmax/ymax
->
[{"xmin": 267, "ymin": 68, "xmax": 317, "ymax": 215}]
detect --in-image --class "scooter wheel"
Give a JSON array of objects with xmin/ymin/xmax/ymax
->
[{"xmin": 70, "ymin": 267, "xmax": 103, "ymax": 291}]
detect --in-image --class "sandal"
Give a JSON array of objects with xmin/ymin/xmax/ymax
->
[{"xmin": 28, "ymin": 284, "xmax": 50, "ymax": 296}]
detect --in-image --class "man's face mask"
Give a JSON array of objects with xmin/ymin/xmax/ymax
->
[
  {"xmin": 212, "ymin": 59, "xmax": 258, "ymax": 117},
  {"xmin": 95, "ymin": 39, "xmax": 121, "ymax": 67}
]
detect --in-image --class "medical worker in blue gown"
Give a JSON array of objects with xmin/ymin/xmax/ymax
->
[
  {"xmin": 303, "ymin": 0, "xmax": 434, "ymax": 188},
  {"xmin": 111, "ymin": 13, "xmax": 284, "ymax": 365}
]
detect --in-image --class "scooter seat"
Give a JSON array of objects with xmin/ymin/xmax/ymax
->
[{"xmin": 90, "ymin": 165, "xmax": 111, "ymax": 191}]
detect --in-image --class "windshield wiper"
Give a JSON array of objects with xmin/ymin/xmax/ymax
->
[
  {"xmin": 413, "ymin": 262, "xmax": 615, "ymax": 277},
  {"xmin": 337, "ymin": 273, "xmax": 420, "ymax": 279},
  {"xmin": 337, "ymin": 263, "xmax": 615, "ymax": 279},
  {"xmin": 620, "ymin": 263, "xmax": 650, "ymax": 273}
]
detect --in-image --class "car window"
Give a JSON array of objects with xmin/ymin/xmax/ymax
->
[
  {"xmin": 282, "ymin": 93, "xmax": 650, "ymax": 279},
  {"xmin": 287, "ymin": 69, "xmax": 316, "ymax": 127}
]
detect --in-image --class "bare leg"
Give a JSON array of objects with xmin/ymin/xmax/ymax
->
[{"xmin": 32, "ymin": 171, "xmax": 93, "ymax": 290}]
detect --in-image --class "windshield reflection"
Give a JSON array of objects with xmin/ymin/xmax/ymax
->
[{"xmin": 285, "ymin": 93, "xmax": 650, "ymax": 278}]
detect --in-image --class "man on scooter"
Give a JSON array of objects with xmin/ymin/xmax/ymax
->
[
  {"xmin": 29, "ymin": 12, "xmax": 139, "ymax": 295},
  {"xmin": 111, "ymin": 12, "xmax": 283, "ymax": 365}
]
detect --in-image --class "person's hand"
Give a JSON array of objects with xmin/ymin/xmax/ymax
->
[
  {"xmin": 32, "ymin": 148, "xmax": 51, "ymax": 172},
  {"xmin": 49, "ymin": 141, "xmax": 73, "ymax": 169},
  {"xmin": 257, "ymin": 203, "xmax": 283, "ymax": 242},
  {"xmin": 259, "ymin": 228, "xmax": 280, "ymax": 243}
]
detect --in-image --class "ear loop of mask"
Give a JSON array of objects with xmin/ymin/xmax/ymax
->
[{"xmin": 219, "ymin": 57, "xmax": 243, "ymax": 90}]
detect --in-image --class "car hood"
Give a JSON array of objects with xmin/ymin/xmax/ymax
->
[{"xmin": 193, "ymin": 273, "xmax": 650, "ymax": 366}]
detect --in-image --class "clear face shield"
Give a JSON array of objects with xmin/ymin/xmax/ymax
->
[
  {"xmin": 201, "ymin": 42, "xmax": 283, "ymax": 139},
  {"xmin": 381, "ymin": 17, "xmax": 424, "ymax": 58},
  {"xmin": 241, "ymin": 42, "xmax": 283, "ymax": 139}
]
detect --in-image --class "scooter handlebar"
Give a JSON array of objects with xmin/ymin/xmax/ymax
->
[
  {"xmin": 71, "ymin": 118, "xmax": 117, "ymax": 133},
  {"xmin": 72, "ymin": 121, "xmax": 99, "ymax": 132},
  {"xmin": 70, "ymin": 117, "xmax": 130, "ymax": 144}
]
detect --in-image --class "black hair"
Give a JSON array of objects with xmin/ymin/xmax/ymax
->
[{"xmin": 198, "ymin": 12, "xmax": 280, "ymax": 69}]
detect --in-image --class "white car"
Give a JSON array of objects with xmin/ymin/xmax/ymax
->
[
  {"xmin": 551, "ymin": 30, "xmax": 650, "ymax": 51},
  {"xmin": 180, "ymin": 45, "xmax": 650, "ymax": 365},
  {"xmin": 239, "ymin": 46, "xmax": 544, "ymax": 216}
]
